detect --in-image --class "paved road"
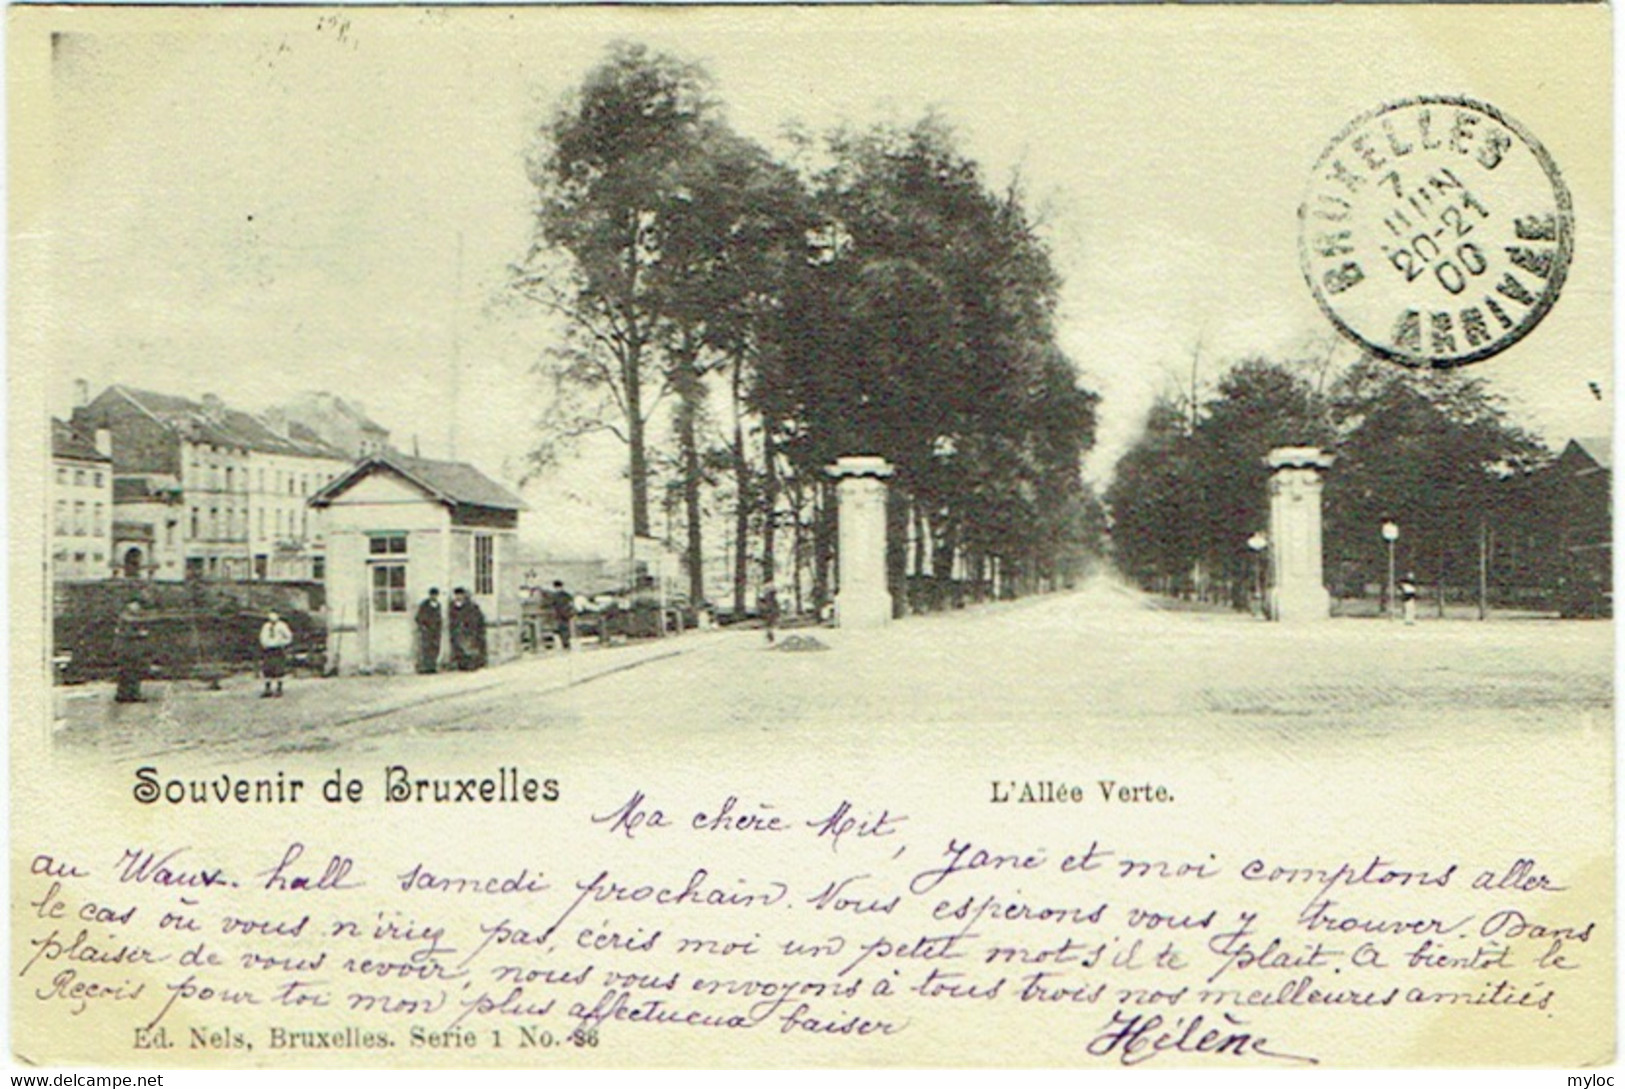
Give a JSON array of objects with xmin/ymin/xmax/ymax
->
[{"xmin": 54, "ymin": 577, "xmax": 1610, "ymax": 767}]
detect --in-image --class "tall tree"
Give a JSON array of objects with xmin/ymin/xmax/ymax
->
[
  {"xmin": 767, "ymin": 116, "xmax": 1097, "ymax": 603},
  {"xmin": 514, "ymin": 43, "xmax": 720, "ymax": 538},
  {"xmin": 655, "ymin": 130, "xmax": 807, "ymax": 604},
  {"xmin": 1324, "ymin": 360, "xmax": 1546, "ymax": 598},
  {"xmin": 1105, "ymin": 397, "xmax": 1200, "ymax": 592}
]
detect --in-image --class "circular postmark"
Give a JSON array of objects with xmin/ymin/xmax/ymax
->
[{"xmin": 1299, "ymin": 96, "xmax": 1572, "ymax": 369}]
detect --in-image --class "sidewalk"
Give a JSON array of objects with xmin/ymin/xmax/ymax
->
[{"xmin": 52, "ymin": 630, "xmax": 731, "ymax": 762}]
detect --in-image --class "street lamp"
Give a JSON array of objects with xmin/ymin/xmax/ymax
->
[
  {"xmin": 1247, "ymin": 532, "xmax": 1269, "ymax": 619},
  {"xmin": 1381, "ymin": 521, "xmax": 1400, "ymax": 618}
]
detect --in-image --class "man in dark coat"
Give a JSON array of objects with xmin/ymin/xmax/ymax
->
[
  {"xmin": 761, "ymin": 580, "xmax": 780, "ymax": 646},
  {"xmin": 113, "ymin": 600, "xmax": 149, "ymax": 703},
  {"xmin": 548, "ymin": 580, "xmax": 576, "ymax": 650},
  {"xmin": 415, "ymin": 588, "xmax": 443, "ymax": 673},
  {"xmin": 448, "ymin": 587, "xmax": 486, "ymax": 671}
]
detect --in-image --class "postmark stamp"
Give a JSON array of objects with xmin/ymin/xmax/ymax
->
[{"xmin": 1300, "ymin": 96, "xmax": 1573, "ymax": 368}]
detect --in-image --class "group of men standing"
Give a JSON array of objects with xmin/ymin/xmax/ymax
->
[{"xmin": 414, "ymin": 587, "xmax": 488, "ymax": 673}]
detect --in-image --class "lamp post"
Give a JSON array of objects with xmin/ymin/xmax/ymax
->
[
  {"xmin": 1381, "ymin": 521, "xmax": 1400, "ymax": 618},
  {"xmin": 1247, "ymin": 532, "xmax": 1269, "ymax": 619}
]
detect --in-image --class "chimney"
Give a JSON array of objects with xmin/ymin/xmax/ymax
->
[
  {"xmin": 73, "ymin": 379, "xmax": 91, "ymax": 408},
  {"xmin": 200, "ymin": 393, "xmax": 225, "ymax": 422}
]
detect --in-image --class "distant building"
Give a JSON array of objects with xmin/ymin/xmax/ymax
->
[
  {"xmin": 266, "ymin": 392, "xmax": 391, "ymax": 460},
  {"xmin": 71, "ymin": 384, "xmax": 352, "ymax": 582},
  {"xmin": 1552, "ymin": 436, "xmax": 1611, "ymax": 616},
  {"xmin": 310, "ymin": 453, "xmax": 524, "ymax": 673},
  {"xmin": 516, "ymin": 552, "xmax": 614, "ymax": 598},
  {"xmin": 51, "ymin": 418, "xmax": 113, "ymax": 580}
]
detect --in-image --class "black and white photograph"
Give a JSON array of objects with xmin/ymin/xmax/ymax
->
[{"xmin": 10, "ymin": 3, "xmax": 1614, "ymax": 1074}]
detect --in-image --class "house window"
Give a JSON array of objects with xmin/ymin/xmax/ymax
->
[
  {"xmin": 55, "ymin": 468, "xmax": 66, "ymax": 486},
  {"xmin": 368, "ymin": 534, "xmax": 408, "ymax": 556},
  {"xmin": 190, "ymin": 508, "xmax": 200, "ymax": 538},
  {"xmin": 94, "ymin": 472, "xmax": 103, "ymax": 488},
  {"xmin": 312, "ymin": 556, "xmax": 325, "ymax": 581},
  {"xmin": 54, "ymin": 501, "xmax": 65, "ymax": 535},
  {"xmin": 93, "ymin": 502, "xmax": 104, "ymax": 535},
  {"xmin": 371, "ymin": 564, "xmax": 408, "ymax": 613},
  {"xmin": 73, "ymin": 501, "xmax": 85, "ymax": 535},
  {"xmin": 474, "ymin": 534, "xmax": 494, "ymax": 595},
  {"xmin": 74, "ymin": 469, "xmax": 85, "ymax": 487}
]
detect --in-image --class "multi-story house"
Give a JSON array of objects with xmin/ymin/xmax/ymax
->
[
  {"xmin": 71, "ymin": 385, "xmax": 353, "ymax": 582},
  {"xmin": 50, "ymin": 418, "xmax": 114, "ymax": 580},
  {"xmin": 248, "ymin": 423, "xmax": 352, "ymax": 581}
]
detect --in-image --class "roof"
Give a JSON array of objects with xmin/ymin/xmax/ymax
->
[
  {"xmin": 103, "ymin": 385, "xmax": 350, "ymax": 461},
  {"xmin": 1566, "ymin": 435, "xmax": 1612, "ymax": 472},
  {"xmin": 52, "ymin": 418, "xmax": 110, "ymax": 463},
  {"xmin": 285, "ymin": 390, "xmax": 390, "ymax": 436},
  {"xmin": 310, "ymin": 452, "xmax": 524, "ymax": 512}
]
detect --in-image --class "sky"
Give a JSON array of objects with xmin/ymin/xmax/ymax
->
[{"xmin": 15, "ymin": 5, "xmax": 1612, "ymax": 558}]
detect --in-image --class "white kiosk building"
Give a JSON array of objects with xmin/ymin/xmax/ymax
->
[{"xmin": 310, "ymin": 453, "xmax": 524, "ymax": 673}]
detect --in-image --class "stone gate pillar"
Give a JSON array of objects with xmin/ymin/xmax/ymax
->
[
  {"xmin": 827, "ymin": 455, "xmax": 894, "ymax": 628},
  {"xmin": 1265, "ymin": 446, "xmax": 1335, "ymax": 622}
]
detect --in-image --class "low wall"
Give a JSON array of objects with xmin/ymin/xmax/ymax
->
[{"xmin": 53, "ymin": 579, "xmax": 325, "ymax": 683}]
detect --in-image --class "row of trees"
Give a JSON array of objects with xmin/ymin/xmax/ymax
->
[
  {"xmin": 514, "ymin": 43, "xmax": 1102, "ymax": 614},
  {"xmin": 1106, "ymin": 355, "xmax": 1575, "ymax": 611}
]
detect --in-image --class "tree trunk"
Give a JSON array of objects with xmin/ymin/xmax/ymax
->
[
  {"xmin": 786, "ymin": 466, "xmax": 803, "ymax": 617},
  {"xmin": 886, "ymin": 484, "xmax": 908, "ymax": 618},
  {"xmin": 674, "ymin": 345, "xmax": 706, "ymax": 607},
  {"xmin": 626, "ymin": 342, "xmax": 650, "ymax": 539},
  {"xmin": 730, "ymin": 357, "xmax": 750, "ymax": 618},
  {"xmin": 932, "ymin": 515, "xmax": 957, "ymax": 608},
  {"xmin": 813, "ymin": 480, "xmax": 834, "ymax": 612},
  {"xmin": 623, "ymin": 212, "xmax": 651, "ymax": 539},
  {"xmin": 762, "ymin": 424, "xmax": 780, "ymax": 606}
]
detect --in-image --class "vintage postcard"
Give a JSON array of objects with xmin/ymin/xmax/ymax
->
[{"xmin": 8, "ymin": 3, "xmax": 1613, "ymax": 1073}]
